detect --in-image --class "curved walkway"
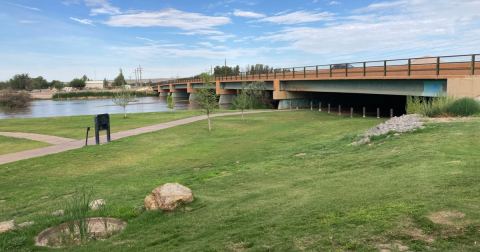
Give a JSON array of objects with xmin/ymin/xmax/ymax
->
[
  {"xmin": 0, "ymin": 132, "xmax": 77, "ymax": 145},
  {"xmin": 0, "ymin": 110, "xmax": 286, "ymax": 165}
]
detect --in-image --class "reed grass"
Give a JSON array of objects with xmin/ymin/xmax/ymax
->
[{"xmin": 52, "ymin": 91, "xmax": 157, "ymax": 100}]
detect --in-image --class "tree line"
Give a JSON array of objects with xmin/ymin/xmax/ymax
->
[{"xmin": 212, "ymin": 64, "xmax": 287, "ymax": 76}]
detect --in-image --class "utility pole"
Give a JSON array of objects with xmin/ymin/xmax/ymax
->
[
  {"xmin": 138, "ymin": 65, "xmax": 143, "ymax": 86},
  {"xmin": 134, "ymin": 69, "xmax": 138, "ymax": 86}
]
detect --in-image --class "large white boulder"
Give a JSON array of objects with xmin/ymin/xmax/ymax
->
[{"xmin": 145, "ymin": 183, "xmax": 194, "ymax": 211}]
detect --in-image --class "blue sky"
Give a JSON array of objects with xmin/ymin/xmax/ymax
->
[{"xmin": 1, "ymin": 0, "xmax": 480, "ymax": 81}]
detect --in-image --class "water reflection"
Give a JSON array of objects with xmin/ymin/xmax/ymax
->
[{"xmin": 0, "ymin": 97, "xmax": 201, "ymax": 119}]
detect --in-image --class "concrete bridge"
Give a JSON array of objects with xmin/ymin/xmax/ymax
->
[{"xmin": 153, "ymin": 54, "xmax": 480, "ymax": 112}]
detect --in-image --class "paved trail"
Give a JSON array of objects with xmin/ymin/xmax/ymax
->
[{"xmin": 0, "ymin": 110, "xmax": 285, "ymax": 165}]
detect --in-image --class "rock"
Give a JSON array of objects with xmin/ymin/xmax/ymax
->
[
  {"xmin": 394, "ymin": 133, "xmax": 400, "ymax": 136},
  {"xmin": 0, "ymin": 220, "xmax": 15, "ymax": 233},
  {"xmin": 18, "ymin": 221, "xmax": 34, "ymax": 228},
  {"xmin": 144, "ymin": 195, "xmax": 158, "ymax": 211},
  {"xmin": 295, "ymin": 153, "xmax": 306, "ymax": 156},
  {"xmin": 52, "ymin": 210, "xmax": 64, "ymax": 216},
  {"xmin": 89, "ymin": 199, "xmax": 105, "ymax": 211},
  {"xmin": 151, "ymin": 183, "xmax": 194, "ymax": 211}
]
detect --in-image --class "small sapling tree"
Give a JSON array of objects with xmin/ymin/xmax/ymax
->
[
  {"xmin": 111, "ymin": 86, "xmax": 134, "ymax": 118},
  {"xmin": 195, "ymin": 73, "xmax": 218, "ymax": 131},
  {"xmin": 167, "ymin": 92, "xmax": 175, "ymax": 109},
  {"xmin": 232, "ymin": 82, "xmax": 250, "ymax": 122}
]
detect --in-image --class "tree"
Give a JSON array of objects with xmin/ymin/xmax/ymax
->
[
  {"xmin": 232, "ymin": 82, "xmax": 250, "ymax": 122},
  {"xmin": 50, "ymin": 80, "xmax": 64, "ymax": 90},
  {"xmin": 167, "ymin": 92, "xmax": 175, "ymax": 109},
  {"xmin": 8, "ymin": 74, "xmax": 32, "ymax": 90},
  {"xmin": 111, "ymin": 86, "xmax": 134, "ymax": 118},
  {"xmin": 82, "ymin": 75, "xmax": 88, "ymax": 82},
  {"xmin": 0, "ymin": 81, "xmax": 10, "ymax": 90},
  {"xmin": 103, "ymin": 78, "xmax": 108, "ymax": 88},
  {"xmin": 247, "ymin": 80, "xmax": 273, "ymax": 109},
  {"xmin": 112, "ymin": 69, "xmax": 126, "ymax": 87},
  {"xmin": 195, "ymin": 73, "xmax": 218, "ymax": 131},
  {"xmin": 69, "ymin": 78, "xmax": 86, "ymax": 88},
  {"xmin": 32, "ymin": 76, "xmax": 48, "ymax": 89}
]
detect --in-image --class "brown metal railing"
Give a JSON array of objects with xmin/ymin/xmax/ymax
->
[{"xmin": 153, "ymin": 53, "xmax": 479, "ymax": 86}]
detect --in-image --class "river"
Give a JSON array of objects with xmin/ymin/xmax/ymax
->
[{"xmin": 0, "ymin": 97, "xmax": 198, "ymax": 119}]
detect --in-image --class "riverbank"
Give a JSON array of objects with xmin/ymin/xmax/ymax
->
[{"xmin": 52, "ymin": 91, "xmax": 157, "ymax": 100}]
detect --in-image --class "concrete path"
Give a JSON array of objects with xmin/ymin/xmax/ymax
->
[
  {"xmin": 0, "ymin": 132, "xmax": 77, "ymax": 145},
  {"xmin": 0, "ymin": 110, "xmax": 284, "ymax": 165}
]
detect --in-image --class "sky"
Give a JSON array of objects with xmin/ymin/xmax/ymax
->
[{"xmin": 1, "ymin": 0, "xmax": 480, "ymax": 82}]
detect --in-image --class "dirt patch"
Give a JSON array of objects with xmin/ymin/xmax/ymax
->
[
  {"xmin": 429, "ymin": 211, "xmax": 465, "ymax": 226},
  {"xmin": 295, "ymin": 153, "xmax": 306, "ymax": 157},
  {"xmin": 227, "ymin": 242, "xmax": 249, "ymax": 251},
  {"xmin": 378, "ymin": 242, "xmax": 410, "ymax": 252},
  {"xmin": 0, "ymin": 200, "xmax": 5, "ymax": 203},
  {"xmin": 426, "ymin": 117, "xmax": 480, "ymax": 123},
  {"xmin": 391, "ymin": 218, "xmax": 435, "ymax": 243}
]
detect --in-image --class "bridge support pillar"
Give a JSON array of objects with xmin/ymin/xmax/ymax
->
[
  {"xmin": 159, "ymin": 92, "xmax": 168, "ymax": 97},
  {"xmin": 219, "ymin": 94, "xmax": 236, "ymax": 104},
  {"xmin": 171, "ymin": 92, "xmax": 189, "ymax": 100},
  {"xmin": 447, "ymin": 76, "xmax": 480, "ymax": 98},
  {"xmin": 189, "ymin": 93, "xmax": 198, "ymax": 101}
]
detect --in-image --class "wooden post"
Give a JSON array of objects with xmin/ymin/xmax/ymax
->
[
  {"xmin": 377, "ymin": 108, "xmax": 380, "ymax": 118},
  {"xmin": 350, "ymin": 107, "xmax": 353, "ymax": 117},
  {"xmin": 363, "ymin": 107, "xmax": 366, "ymax": 118},
  {"xmin": 319, "ymin": 102, "xmax": 321, "ymax": 111},
  {"xmin": 390, "ymin": 109, "xmax": 393, "ymax": 118},
  {"xmin": 296, "ymin": 100, "xmax": 299, "ymax": 110},
  {"xmin": 311, "ymin": 101, "xmax": 313, "ymax": 110},
  {"xmin": 339, "ymin": 105, "xmax": 341, "ymax": 116},
  {"xmin": 328, "ymin": 103, "xmax": 330, "ymax": 113}
]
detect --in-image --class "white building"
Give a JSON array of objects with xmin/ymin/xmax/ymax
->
[{"xmin": 85, "ymin": 80, "xmax": 104, "ymax": 89}]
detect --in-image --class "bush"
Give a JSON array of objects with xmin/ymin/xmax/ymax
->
[
  {"xmin": 447, "ymin": 97, "xmax": 480, "ymax": 116},
  {"xmin": 0, "ymin": 89, "xmax": 32, "ymax": 108},
  {"xmin": 406, "ymin": 96, "xmax": 422, "ymax": 114},
  {"xmin": 420, "ymin": 93, "xmax": 453, "ymax": 117},
  {"xmin": 52, "ymin": 91, "xmax": 156, "ymax": 99}
]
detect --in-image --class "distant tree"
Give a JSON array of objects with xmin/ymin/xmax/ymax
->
[
  {"xmin": 69, "ymin": 78, "xmax": 86, "ymax": 88},
  {"xmin": 0, "ymin": 81, "xmax": 10, "ymax": 90},
  {"xmin": 247, "ymin": 80, "xmax": 273, "ymax": 109},
  {"xmin": 167, "ymin": 92, "xmax": 175, "ymax": 109},
  {"xmin": 8, "ymin": 74, "xmax": 32, "ymax": 90},
  {"xmin": 50, "ymin": 80, "xmax": 64, "ymax": 90},
  {"xmin": 195, "ymin": 73, "xmax": 219, "ymax": 131},
  {"xmin": 232, "ymin": 82, "xmax": 250, "ymax": 122},
  {"xmin": 103, "ymin": 78, "xmax": 108, "ymax": 88},
  {"xmin": 111, "ymin": 86, "xmax": 134, "ymax": 118},
  {"xmin": 0, "ymin": 89, "xmax": 32, "ymax": 108},
  {"xmin": 112, "ymin": 69, "xmax": 126, "ymax": 87},
  {"xmin": 82, "ymin": 75, "xmax": 88, "ymax": 82},
  {"xmin": 32, "ymin": 76, "xmax": 49, "ymax": 89}
]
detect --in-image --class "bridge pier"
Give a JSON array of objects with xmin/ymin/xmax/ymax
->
[
  {"xmin": 171, "ymin": 92, "xmax": 189, "ymax": 100},
  {"xmin": 219, "ymin": 94, "xmax": 236, "ymax": 104}
]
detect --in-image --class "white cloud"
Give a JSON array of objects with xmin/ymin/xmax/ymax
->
[
  {"xmin": 198, "ymin": 42, "xmax": 227, "ymax": 49},
  {"xmin": 85, "ymin": 0, "xmax": 121, "ymax": 15},
  {"xmin": 179, "ymin": 30, "xmax": 225, "ymax": 35},
  {"xmin": 70, "ymin": 17, "xmax": 95, "ymax": 26},
  {"xmin": 207, "ymin": 34, "xmax": 235, "ymax": 42},
  {"xmin": 233, "ymin": 9, "xmax": 265, "ymax": 18},
  {"xmin": 62, "ymin": 0, "xmax": 81, "ymax": 5},
  {"xmin": 257, "ymin": 10, "xmax": 335, "ymax": 24},
  {"xmin": 104, "ymin": 8, "xmax": 231, "ymax": 30},
  {"xmin": 6, "ymin": 2, "xmax": 41, "ymax": 11},
  {"xmin": 328, "ymin": 1, "xmax": 341, "ymax": 5},
  {"xmin": 18, "ymin": 20, "xmax": 38, "ymax": 23},
  {"xmin": 353, "ymin": 0, "xmax": 407, "ymax": 13}
]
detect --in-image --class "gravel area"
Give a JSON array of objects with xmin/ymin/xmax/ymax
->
[{"xmin": 366, "ymin": 114, "xmax": 423, "ymax": 136}]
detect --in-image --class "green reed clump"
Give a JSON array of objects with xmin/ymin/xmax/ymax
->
[
  {"xmin": 406, "ymin": 96, "xmax": 422, "ymax": 114},
  {"xmin": 63, "ymin": 186, "xmax": 94, "ymax": 244},
  {"xmin": 447, "ymin": 97, "xmax": 480, "ymax": 116},
  {"xmin": 53, "ymin": 91, "xmax": 156, "ymax": 100}
]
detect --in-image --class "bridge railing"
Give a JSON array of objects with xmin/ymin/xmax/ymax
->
[{"xmin": 156, "ymin": 53, "xmax": 479, "ymax": 85}]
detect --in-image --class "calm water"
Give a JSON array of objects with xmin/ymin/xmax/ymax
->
[{"xmin": 0, "ymin": 97, "xmax": 194, "ymax": 119}]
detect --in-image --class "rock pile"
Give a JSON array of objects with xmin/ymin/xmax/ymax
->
[
  {"xmin": 366, "ymin": 114, "xmax": 423, "ymax": 136},
  {"xmin": 144, "ymin": 183, "xmax": 194, "ymax": 211}
]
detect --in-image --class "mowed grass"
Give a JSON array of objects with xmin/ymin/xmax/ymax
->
[
  {"xmin": 0, "ymin": 110, "xmax": 233, "ymax": 139},
  {"xmin": 1, "ymin": 111, "xmax": 480, "ymax": 251},
  {"xmin": 0, "ymin": 135, "xmax": 52, "ymax": 155}
]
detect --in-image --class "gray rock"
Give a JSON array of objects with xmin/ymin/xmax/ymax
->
[
  {"xmin": 366, "ymin": 114, "xmax": 423, "ymax": 136},
  {"xmin": 18, "ymin": 221, "xmax": 34, "ymax": 228},
  {"xmin": 0, "ymin": 220, "xmax": 15, "ymax": 233},
  {"xmin": 394, "ymin": 133, "xmax": 400, "ymax": 136},
  {"xmin": 89, "ymin": 199, "xmax": 105, "ymax": 211}
]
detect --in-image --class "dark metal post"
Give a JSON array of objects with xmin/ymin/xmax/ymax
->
[
  {"xmin": 363, "ymin": 62, "xmax": 366, "ymax": 76},
  {"xmin": 329, "ymin": 65, "xmax": 332, "ymax": 77},
  {"xmin": 383, "ymin": 61, "xmax": 387, "ymax": 76},
  {"xmin": 350, "ymin": 107, "xmax": 353, "ymax": 117},
  {"xmin": 328, "ymin": 103, "xmax": 330, "ymax": 113},
  {"xmin": 283, "ymin": 69, "xmax": 285, "ymax": 78},
  {"xmin": 345, "ymin": 63, "xmax": 348, "ymax": 77},
  {"xmin": 408, "ymin": 59, "xmax": 411, "ymax": 76},
  {"xmin": 472, "ymin": 55, "xmax": 476, "ymax": 75},
  {"xmin": 274, "ymin": 71, "xmax": 276, "ymax": 79},
  {"xmin": 319, "ymin": 102, "xmax": 321, "ymax": 111},
  {"xmin": 316, "ymin": 66, "xmax": 318, "ymax": 78},
  {"xmin": 311, "ymin": 101, "xmax": 313, "ymax": 110},
  {"xmin": 377, "ymin": 108, "xmax": 380, "ymax": 118},
  {"xmin": 85, "ymin": 127, "xmax": 90, "ymax": 146},
  {"xmin": 363, "ymin": 107, "xmax": 366, "ymax": 118},
  {"xmin": 436, "ymin": 57, "xmax": 440, "ymax": 75},
  {"xmin": 293, "ymin": 68, "xmax": 295, "ymax": 79},
  {"xmin": 266, "ymin": 71, "xmax": 268, "ymax": 79},
  {"xmin": 390, "ymin": 109, "xmax": 393, "ymax": 118},
  {"xmin": 339, "ymin": 105, "xmax": 341, "ymax": 116},
  {"xmin": 304, "ymin": 67, "xmax": 306, "ymax": 78}
]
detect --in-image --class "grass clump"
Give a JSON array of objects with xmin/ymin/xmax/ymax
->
[
  {"xmin": 447, "ymin": 97, "xmax": 480, "ymax": 117},
  {"xmin": 420, "ymin": 92, "xmax": 453, "ymax": 117},
  {"xmin": 60, "ymin": 187, "xmax": 94, "ymax": 245},
  {"xmin": 406, "ymin": 96, "xmax": 422, "ymax": 114}
]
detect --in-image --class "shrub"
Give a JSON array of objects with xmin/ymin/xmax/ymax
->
[
  {"xmin": 0, "ymin": 89, "xmax": 32, "ymax": 108},
  {"xmin": 406, "ymin": 96, "xmax": 422, "ymax": 114},
  {"xmin": 447, "ymin": 97, "xmax": 480, "ymax": 117},
  {"xmin": 420, "ymin": 92, "xmax": 453, "ymax": 117}
]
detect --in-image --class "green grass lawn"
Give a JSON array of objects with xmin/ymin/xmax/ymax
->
[
  {"xmin": 1, "ymin": 111, "xmax": 480, "ymax": 251},
  {"xmin": 0, "ymin": 110, "xmax": 234, "ymax": 140},
  {"xmin": 0, "ymin": 135, "xmax": 52, "ymax": 155}
]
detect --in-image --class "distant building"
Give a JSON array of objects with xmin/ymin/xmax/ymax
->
[
  {"xmin": 85, "ymin": 80, "xmax": 103, "ymax": 89},
  {"xmin": 411, "ymin": 56, "xmax": 446, "ymax": 65}
]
